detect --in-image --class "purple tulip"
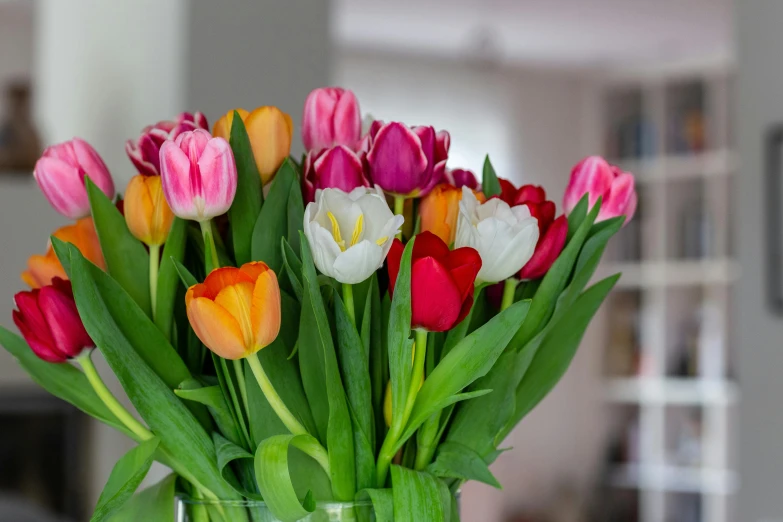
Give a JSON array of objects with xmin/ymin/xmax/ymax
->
[
  {"xmin": 126, "ymin": 111, "xmax": 209, "ymax": 176},
  {"xmin": 33, "ymin": 138, "xmax": 115, "ymax": 219},
  {"xmin": 444, "ymin": 168, "xmax": 479, "ymax": 190},
  {"xmin": 364, "ymin": 121, "xmax": 450, "ymax": 197},
  {"xmin": 302, "ymin": 145, "xmax": 369, "ymax": 203}
]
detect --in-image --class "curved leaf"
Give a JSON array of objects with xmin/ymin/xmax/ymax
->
[
  {"xmin": 107, "ymin": 474, "xmax": 176, "ymax": 522},
  {"xmin": 155, "ymin": 218, "xmax": 187, "ymax": 340},
  {"xmin": 427, "ymin": 441, "xmax": 500, "ymax": 489},
  {"xmin": 91, "ymin": 437, "xmax": 160, "ymax": 522},
  {"xmin": 391, "ymin": 466, "xmax": 448, "ymax": 522},
  {"xmin": 251, "ymin": 159, "xmax": 296, "ymax": 271},
  {"xmin": 213, "ymin": 432, "xmax": 262, "ymax": 500},
  {"xmin": 229, "ymin": 111, "xmax": 264, "ymax": 265}
]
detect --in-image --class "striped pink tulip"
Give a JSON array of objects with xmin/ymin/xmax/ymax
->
[
  {"xmin": 563, "ymin": 156, "xmax": 637, "ymax": 224},
  {"xmin": 301, "ymin": 87, "xmax": 362, "ymax": 152},
  {"xmin": 126, "ymin": 111, "xmax": 209, "ymax": 176},
  {"xmin": 159, "ymin": 129, "xmax": 237, "ymax": 222},
  {"xmin": 33, "ymin": 138, "xmax": 114, "ymax": 219}
]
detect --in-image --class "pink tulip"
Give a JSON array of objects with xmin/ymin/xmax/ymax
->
[
  {"xmin": 13, "ymin": 278, "xmax": 93, "ymax": 363},
  {"xmin": 302, "ymin": 87, "xmax": 362, "ymax": 152},
  {"xmin": 302, "ymin": 145, "xmax": 369, "ymax": 203},
  {"xmin": 563, "ymin": 156, "xmax": 637, "ymax": 224},
  {"xmin": 126, "ymin": 111, "xmax": 209, "ymax": 176},
  {"xmin": 159, "ymin": 129, "xmax": 237, "ymax": 222},
  {"xmin": 364, "ymin": 121, "xmax": 450, "ymax": 197},
  {"xmin": 444, "ymin": 168, "xmax": 478, "ymax": 190},
  {"xmin": 33, "ymin": 138, "xmax": 115, "ymax": 219}
]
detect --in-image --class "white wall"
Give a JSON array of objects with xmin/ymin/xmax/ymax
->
[
  {"xmin": 734, "ymin": 2, "xmax": 783, "ymax": 520},
  {"xmin": 336, "ymin": 50, "xmax": 605, "ymax": 520}
]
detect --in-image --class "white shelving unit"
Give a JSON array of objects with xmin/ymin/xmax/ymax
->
[{"xmin": 595, "ymin": 63, "xmax": 737, "ymax": 522}]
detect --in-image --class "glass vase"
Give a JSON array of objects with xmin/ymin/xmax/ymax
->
[{"xmin": 175, "ymin": 497, "xmax": 376, "ymax": 522}]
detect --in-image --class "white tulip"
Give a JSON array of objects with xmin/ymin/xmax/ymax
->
[
  {"xmin": 455, "ymin": 186, "xmax": 540, "ymax": 283},
  {"xmin": 303, "ymin": 186, "xmax": 404, "ymax": 284}
]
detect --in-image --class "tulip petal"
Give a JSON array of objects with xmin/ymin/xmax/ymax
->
[
  {"xmin": 201, "ymin": 267, "xmax": 254, "ymax": 299},
  {"xmin": 366, "ymin": 122, "xmax": 427, "ymax": 195},
  {"xmin": 187, "ymin": 297, "xmax": 247, "ymax": 360},
  {"xmin": 333, "ymin": 89, "xmax": 362, "ymax": 148},
  {"xmin": 441, "ymin": 247, "xmax": 483, "ymax": 302},
  {"xmin": 38, "ymin": 285, "xmax": 93, "ymax": 357},
  {"xmin": 197, "ymin": 137, "xmax": 237, "ymax": 218},
  {"xmin": 411, "ymin": 257, "xmax": 462, "ymax": 332},
  {"xmin": 519, "ymin": 214, "xmax": 568, "ymax": 280},
  {"xmin": 251, "ymin": 270, "xmax": 281, "ymax": 350},
  {"xmin": 386, "ymin": 239, "xmax": 404, "ymax": 297},
  {"xmin": 239, "ymin": 261, "xmax": 273, "ymax": 281},
  {"xmin": 302, "ymin": 88, "xmax": 338, "ymax": 151},
  {"xmin": 25, "ymin": 253, "xmax": 67, "ymax": 288},
  {"xmin": 599, "ymin": 172, "xmax": 636, "ymax": 222},
  {"xmin": 412, "ymin": 231, "xmax": 451, "ymax": 261},
  {"xmin": 160, "ymin": 140, "xmax": 197, "ymax": 219},
  {"xmin": 214, "ymin": 282, "xmax": 255, "ymax": 348},
  {"xmin": 14, "ymin": 310, "xmax": 68, "ymax": 363},
  {"xmin": 313, "ymin": 145, "xmax": 366, "ymax": 193},
  {"xmin": 514, "ymin": 184, "xmax": 546, "ymax": 205},
  {"xmin": 333, "ymin": 241, "xmax": 385, "ymax": 284},
  {"xmin": 34, "ymin": 157, "xmax": 88, "ymax": 219},
  {"xmin": 245, "ymin": 106, "xmax": 293, "ymax": 183},
  {"xmin": 564, "ymin": 156, "xmax": 614, "ymax": 212},
  {"xmin": 71, "ymin": 138, "xmax": 114, "ymax": 198}
]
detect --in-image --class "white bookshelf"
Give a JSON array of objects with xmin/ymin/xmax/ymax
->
[{"xmin": 595, "ymin": 63, "xmax": 737, "ymax": 522}]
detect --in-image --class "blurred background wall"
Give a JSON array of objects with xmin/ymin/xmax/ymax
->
[{"xmin": 3, "ymin": 1, "xmax": 780, "ymax": 522}]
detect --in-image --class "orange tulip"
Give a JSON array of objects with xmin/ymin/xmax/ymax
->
[
  {"xmin": 419, "ymin": 184, "xmax": 486, "ymax": 245},
  {"xmin": 213, "ymin": 106, "xmax": 293, "ymax": 185},
  {"xmin": 22, "ymin": 217, "xmax": 105, "ymax": 288},
  {"xmin": 185, "ymin": 262, "xmax": 281, "ymax": 360},
  {"xmin": 124, "ymin": 174, "xmax": 174, "ymax": 246}
]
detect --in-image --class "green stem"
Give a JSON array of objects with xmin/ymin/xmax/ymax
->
[
  {"xmin": 342, "ymin": 283, "xmax": 356, "ymax": 327},
  {"xmin": 149, "ymin": 244, "xmax": 160, "ymax": 320},
  {"xmin": 394, "ymin": 196, "xmax": 405, "ymax": 239},
  {"xmin": 234, "ymin": 359, "xmax": 249, "ymax": 419},
  {"xmin": 199, "ymin": 220, "xmax": 220, "ymax": 272},
  {"xmin": 247, "ymin": 353, "xmax": 331, "ymax": 475},
  {"xmin": 376, "ymin": 329, "xmax": 429, "ymax": 486},
  {"xmin": 76, "ymin": 350, "xmax": 153, "ymax": 441},
  {"xmin": 220, "ymin": 358, "xmax": 252, "ymax": 449},
  {"xmin": 500, "ymin": 278, "xmax": 518, "ymax": 311},
  {"xmin": 415, "ymin": 411, "xmax": 441, "ymax": 470}
]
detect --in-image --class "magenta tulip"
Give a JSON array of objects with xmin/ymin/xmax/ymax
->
[
  {"xmin": 159, "ymin": 129, "xmax": 237, "ymax": 222},
  {"xmin": 364, "ymin": 121, "xmax": 450, "ymax": 197},
  {"xmin": 302, "ymin": 145, "xmax": 369, "ymax": 203},
  {"xmin": 13, "ymin": 278, "xmax": 93, "ymax": 363},
  {"xmin": 302, "ymin": 87, "xmax": 362, "ymax": 152},
  {"xmin": 33, "ymin": 138, "xmax": 115, "ymax": 219},
  {"xmin": 126, "ymin": 111, "xmax": 209, "ymax": 176},
  {"xmin": 444, "ymin": 168, "xmax": 479, "ymax": 190},
  {"xmin": 563, "ymin": 156, "xmax": 637, "ymax": 224}
]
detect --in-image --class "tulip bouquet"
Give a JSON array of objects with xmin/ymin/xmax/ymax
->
[{"xmin": 0, "ymin": 86, "xmax": 636, "ymax": 522}]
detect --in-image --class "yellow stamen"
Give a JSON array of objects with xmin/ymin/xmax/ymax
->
[
  {"xmin": 327, "ymin": 212, "xmax": 346, "ymax": 250},
  {"xmin": 350, "ymin": 214, "xmax": 364, "ymax": 246},
  {"xmin": 375, "ymin": 236, "xmax": 388, "ymax": 246}
]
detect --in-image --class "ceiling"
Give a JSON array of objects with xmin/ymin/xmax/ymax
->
[{"xmin": 333, "ymin": 0, "xmax": 734, "ymax": 69}]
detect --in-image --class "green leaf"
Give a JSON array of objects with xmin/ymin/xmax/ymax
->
[
  {"xmin": 67, "ymin": 247, "xmax": 239, "ymax": 501},
  {"xmin": 391, "ymin": 466, "xmax": 448, "ymax": 522},
  {"xmin": 254, "ymin": 434, "xmax": 323, "ymax": 522},
  {"xmin": 86, "ymin": 177, "xmax": 151, "ymax": 315},
  {"xmin": 213, "ymin": 432, "xmax": 263, "ymax": 500},
  {"xmin": 172, "ymin": 258, "xmax": 198, "ymax": 287},
  {"xmin": 398, "ymin": 299, "xmax": 531, "ymax": 448},
  {"xmin": 481, "ymin": 155, "xmax": 501, "ymax": 198},
  {"xmin": 0, "ymin": 326, "xmax": 130, "ymax": 438},
  {"xmin": 334, "ymin": 292, "xmax": 376, "ymax": 491},
  {"xmin": 506, "ymin": 274, "xmax": 620, "ymax": 437},
  {"xmin": 281, "ymin": 238, "xmax": 304, "ymax": 302},
  {"xmin": 53, "ymin": 244, "xmax": 194, "ymax": 394},
  {"xmin": 91, "ymin": 437, "xmax": 160, "ymax": 522},
  {"xmin": 387, "ymin": 239, "xmax": 415, "ymax": 432},
  {"xmin": 299, "ymin": 234, "xmax": 356, "ymax": 500},
  {"xmin": 427, "ymin": 441, "xmax": 500, "ymax": 489},
  {"xmin": 175, "ymin": 382, "xmax": 242, "ymax": 447},
  {"xmin": 251, "ymin": 159, "xmax": 297, "ymax": 271},
  {"xmin": 107, "ymin": 474, "xmax": 176, "ymax": 522},
  {"xmin": 228, "ymin": 112, "xmax": 264, "ymax": 265},
  {"xmin": 511, "ymin": 200, "xmax": 600, "ymax": 349},
  {"xmin": 155, "ymin": 218, "xmax": 186, "ymax": 341},
  {"xmin": 566, "ymin": 193, "xmax": 590, "ymax": 241},
  {"xmin": 363, "ymin": 275, "xmax": 386, "ymax": 451},
  {"xmin": 286, "ymin": 175, "xmax": 305, "ymax": 255},
  {"xmin": 359, "ymin": 489, "xmax": 394, "ymax": 522}
]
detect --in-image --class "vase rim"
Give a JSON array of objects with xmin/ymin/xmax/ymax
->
[{"xmin": 175, "ymin": 495, "xmax": 374, "ymax": 508}]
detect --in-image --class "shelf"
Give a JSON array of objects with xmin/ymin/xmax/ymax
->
[
  {"xmin": 609, "ymin": 149, "xmax": 737, "ymax": 183},
  {"xmin": 601, "ymin": 259, "xmax": 740, "ymax": 288},
  {"xmin": 605, "ymin": 378, "xmax": 739, "ymax": 405},
  {"xmin": 609, "ymin": 463, "xmax": 738, "ymax": 495}
]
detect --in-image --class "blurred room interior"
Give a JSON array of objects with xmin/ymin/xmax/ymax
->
[{"xmin": 2, "ymin": 0, "xmax": 782, "ymax": 521}]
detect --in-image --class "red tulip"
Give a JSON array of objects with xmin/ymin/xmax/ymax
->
[
  {"xmin": 387, "ymin": 231, "xmax": 482, "ymax": 332},
  {"xmin": 302, "ymin": 145, "xmax": 370, "ymax": 203},
  {"xmin": 13, "ymin": 278, "xmax": 93, "ymax": 363},
  {"xmin": 497, "ymin": 179, "xmax": 568, "ymax": 280}
]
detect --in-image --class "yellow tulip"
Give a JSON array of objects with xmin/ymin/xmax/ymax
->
[{"xmin": 124, "ymin": 175, "xmax": 174, "ymax": 246}]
